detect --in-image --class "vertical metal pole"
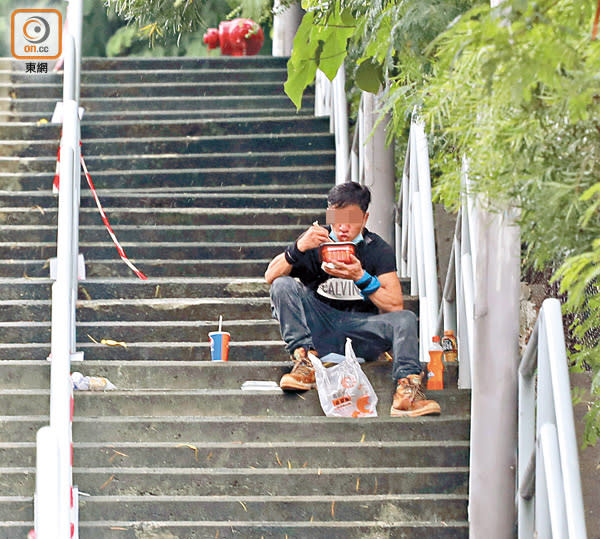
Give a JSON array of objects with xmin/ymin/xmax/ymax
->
[
  {"xmin": 70, "ymin": 113, "xmax": 81, "ymax": 355},
  {"xmin": 407, "ymin": 128, "xmax": 418, "ymax": 296},
  {"xmin": 544, "ymin": 299, "xmax": 588, "ymax": 538},
  {"xmin": 540, "ymin": 424, "xmax": 569, "ymax": 538},
  {"xmin": 50, "ymin": 137, "xmax": 76, "ymax": 539},
  {"xmin": 518, "ymin": 327, "xmax": 536, "ymax": 539},
  {"xmin": 455, "ymin": 228, "xmax": 471, "ymax": 390},
  {"xmin": 66, "ymin": 3, "xmax": 82, "ymax": 355},
  {"xmin": 272, "ymin": 0, "xmax": 303, "ymax": 56},
  {"xmin": 332, "ymin": 66, "xmax": 349, "ymax": 186},
  {"xmin": 469, "ymin": 206, "xmax": 520, "ymax": 538},
  {"xmin": 399, "ymin": 138, "xmax": 411, "ymax": 277},
  {"xmin": 459, "ymin": 174, "xmax": 475, "ymax": 388},
  {"xmin": 413, "ymin": 120, "xmax": 439, "ymax": 340},
  {"xmin": 66, "ymin": 0, "xmax": 83, "ymax": 103},
  {"xmin": 361, "ymin": 91, "xmax": 395, "ymax": 244},
  {"xmin": 314, "ymin": 70, "xmax": 331, "ymax": 118},
  {"xmin": 536, "ymin": 317, "xmax": 554, "ymax": 539},
  {"xmin": 34, "ymin": 426, "xmax": 60, "ymax": 537}
]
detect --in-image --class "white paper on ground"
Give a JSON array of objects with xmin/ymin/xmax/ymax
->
[{"xmin": 241, "ymin": 381, "xmax": 284, "ymax": 393}]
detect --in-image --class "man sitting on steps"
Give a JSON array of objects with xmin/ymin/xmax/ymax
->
[{"xmin": 264, "ymin": 182, "xmax": 441, "ymax": 417}]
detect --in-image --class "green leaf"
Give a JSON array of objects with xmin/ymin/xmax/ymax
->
[{"xmin": 356, "ymin": 59, "xmax": 384, "ymax": 93}]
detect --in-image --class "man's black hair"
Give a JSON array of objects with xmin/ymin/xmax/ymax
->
[{"xmin": 327, "ymin": 182, "xmax": 371, "ymax": 213}]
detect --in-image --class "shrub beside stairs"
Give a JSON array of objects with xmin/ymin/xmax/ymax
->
[{"xmin": 0, "ymin": 57, "xmax": 470, "ymax": 537}]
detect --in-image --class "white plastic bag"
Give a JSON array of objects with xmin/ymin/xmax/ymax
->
[
  {"xmin": 309, "ymin": 338, "xmax": 378, "ymax": 417},
  {"xmin": 71, "ymin": 372, "xmax": 117, "ymax": 391}
]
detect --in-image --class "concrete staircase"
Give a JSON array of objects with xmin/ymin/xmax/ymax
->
[{"xmin": 0, "ymin": 57, "xmax": 470, "ymax": 537}]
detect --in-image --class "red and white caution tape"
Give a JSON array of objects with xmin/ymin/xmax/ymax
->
[
  {"xmin": 79, "ymin": 153, "xmax": 148, "ymax": 280},
  {"xmin": 53, "ymin": 140, "xmax": 148, "ymax": 280},
  {"xmin": 53, "ymin": 146, "xmax": 60, "ymax": 193}
]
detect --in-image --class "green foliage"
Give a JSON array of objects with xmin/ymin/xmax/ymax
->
[
  {"xmin": 419, "ymin": 0, "xmax": 600, "ymax": 446},
  {"xmin": 284, "ymin": 1, "xmax": 356, "ymax": 109},
  {"xmin": 104, "ymin": 0, "xmax": 206, "ymax": 47},
  {"xmin": 81, "ymin": 0, "xmax": 125, "ymax": 57}
]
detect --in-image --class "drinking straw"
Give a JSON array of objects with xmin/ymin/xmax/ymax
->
[{"xmin": 218, "ymin": 315, "xmax": 222, "ymax": 332}]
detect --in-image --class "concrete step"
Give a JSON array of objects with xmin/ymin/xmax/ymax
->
[
  {"xmin": 0, "ymin": 168, "xmax": 335, "ymax": 190},
  {"xmin": 0, "ymin": 342, "xmax": 286, "ymax": 361},
  {"xmin": 1, "ymin": 277, "xmax": 273, "ymax": 300},
  {"xmin": 0, "ymin": 276, "xmax": 411, "ymax": 300},
  {"xmin": 0, "ymin": 440, "xmax": 470, "ymax": 470},
  {"xmin": 0, "ymin": 492, "xmax": 468, "ymax": 523},
  {"xmin": 2, "ymin": 56, "xmax": 291, "ymax": 71},
  {"xmin": 0, "ymin": 241, "xmax": 287, "ymax": 261},
  {"xmin": 11, "ymin": 82, "xmax": 299, "ymax": 100},
  {"xmin": 4, "ymin": 465, "xmax": 470, "ymax": 497},
  {"xmin": 0, "ymin": 358, "xmax": 451, "ymax": 391},
  {"xmin": 0, "ymin": 224, "xmax": 309, "ymax": 243},
  {"xmin": 0, "ymin": 207, "xmax": 326, "ymax": 227},
  {"xmin": 0, "ymin": 388, "xmax": 470, "ymax": 417},
  {"xmin": 0, "ymin": 320, "xmax": 281, "ymax": 344},
  {"xmin": 0, "ymin": 133, "xmax": 334, "ymax": 157},
  {"xmin": 4, "ymin": 95, "xmax": 311, "ymax": 114},
  {"xmin": 0, "ymin": 518, "xmax": 469, "ymax": 538},
  {"xmin": 0, "ymin": 414, "xmax": 470, "ymax": 443},
  {"xmin": 2, "ymin": 107, "xmax": 314, "ymax": 123},
  {"xmin": 0, "ymin": 150, "xmax": 334, "ymax": 173},
  {"xmin": 1, "ymin": 191, "xmax": 327, "ymax": 210},
  {"xmin": 4, "ymin": 68, "xmax": 291, "ymax": 84},
  {"xmin": 0, "ymin": 296, "xmax": 419, "ymax": 323},
  {"xmin": 1, "ymin": 117, "xmax": 332, "ymax": 139},
  {"xmin": 0, "ymin": 336, "xmax": 438, "ymax": 362},
  {"xmin": 0, "ymin": 259, "xmax": 273, "ymax": 278}
]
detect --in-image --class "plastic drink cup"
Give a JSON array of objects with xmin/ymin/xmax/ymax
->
[{"xmin": 209, "ymin": 331, "xmax": 230, "ymax": 361}]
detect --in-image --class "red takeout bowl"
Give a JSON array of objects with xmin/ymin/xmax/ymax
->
[{"xmin": 319, "ymin": 242, "xmax": 355, "ymax": 264}]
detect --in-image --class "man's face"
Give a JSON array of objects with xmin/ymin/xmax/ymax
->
[{"xmin": 326, "ymin": 203, "xmax": 368, "ymax": 242}]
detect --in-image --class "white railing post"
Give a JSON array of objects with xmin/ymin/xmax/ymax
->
[
  {"xmin": 314, "ymin": 70, "xmax": 331, "ymax": 118},
  {"xmin": 518, "ymin": 321, "xmax": 537, "ymax": 538},
  {"xmin": 543, "ymin": 300, "xmax": 587, "ymax": 538},
  {"xmin": 50, "ymin": 144, "xmax": 75, "ymax": 538},
  {"xmin": 540, "ymin": 424, "xmax": 569, "ymax": 537},
  {"xmin": 34, "ymin": 427, "xmax": 60, "ymax": 536},
  {"xmin": 413, "ymin": 120, "xmax": 439, "ymax": 343},
  {"xmin": 458, "ymin": 160, "xmax": 474, "ymax": 388},
  {"xmin": 66, "ymin": 0, "xmax": 82, "ymax": 103},
  {"xmin": 36, "ymin": 2, "xmax": 83, "ymax": 536}
]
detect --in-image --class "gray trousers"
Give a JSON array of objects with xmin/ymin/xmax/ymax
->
[{"xmin": 269, "ymin": 276, "xmax": 421, "ymax": 382}]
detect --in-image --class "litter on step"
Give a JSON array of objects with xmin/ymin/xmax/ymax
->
[{"xmin": 72, "ymin": 372, "xmax": 117, "ymax": 391}]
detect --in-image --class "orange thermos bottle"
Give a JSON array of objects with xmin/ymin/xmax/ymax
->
[{"xmin": 427, "ymin": 336, "xmax": 444, "ymax": 390}]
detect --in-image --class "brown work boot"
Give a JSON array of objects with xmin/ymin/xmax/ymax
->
[
  {"xmin": 279, "ymin": 347, "xmax": 318, "ymax": 391},
  {"xmin": 390, "ymin": 373, "xmax": 441, "ymax": 417}
]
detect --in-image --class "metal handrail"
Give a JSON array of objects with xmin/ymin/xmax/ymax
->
[
  {"xmin": 394, "ymin": 112, "xmax": 587, "ymax": 536},
  {"xmin": 517, "ymin": 298, "xmax": 587, "ymax": 538},
  {"xmin": 397, "ymin": 115, "xmax": 440, "ymax": 364},
  {"xmin": 35, "ymin": 0, "xmax": 83, "ymax": 536}
]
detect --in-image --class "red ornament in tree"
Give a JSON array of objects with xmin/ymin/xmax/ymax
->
[{"xmin": 203, "ymin": 18, "xmax": 264, "ymax": 56}]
